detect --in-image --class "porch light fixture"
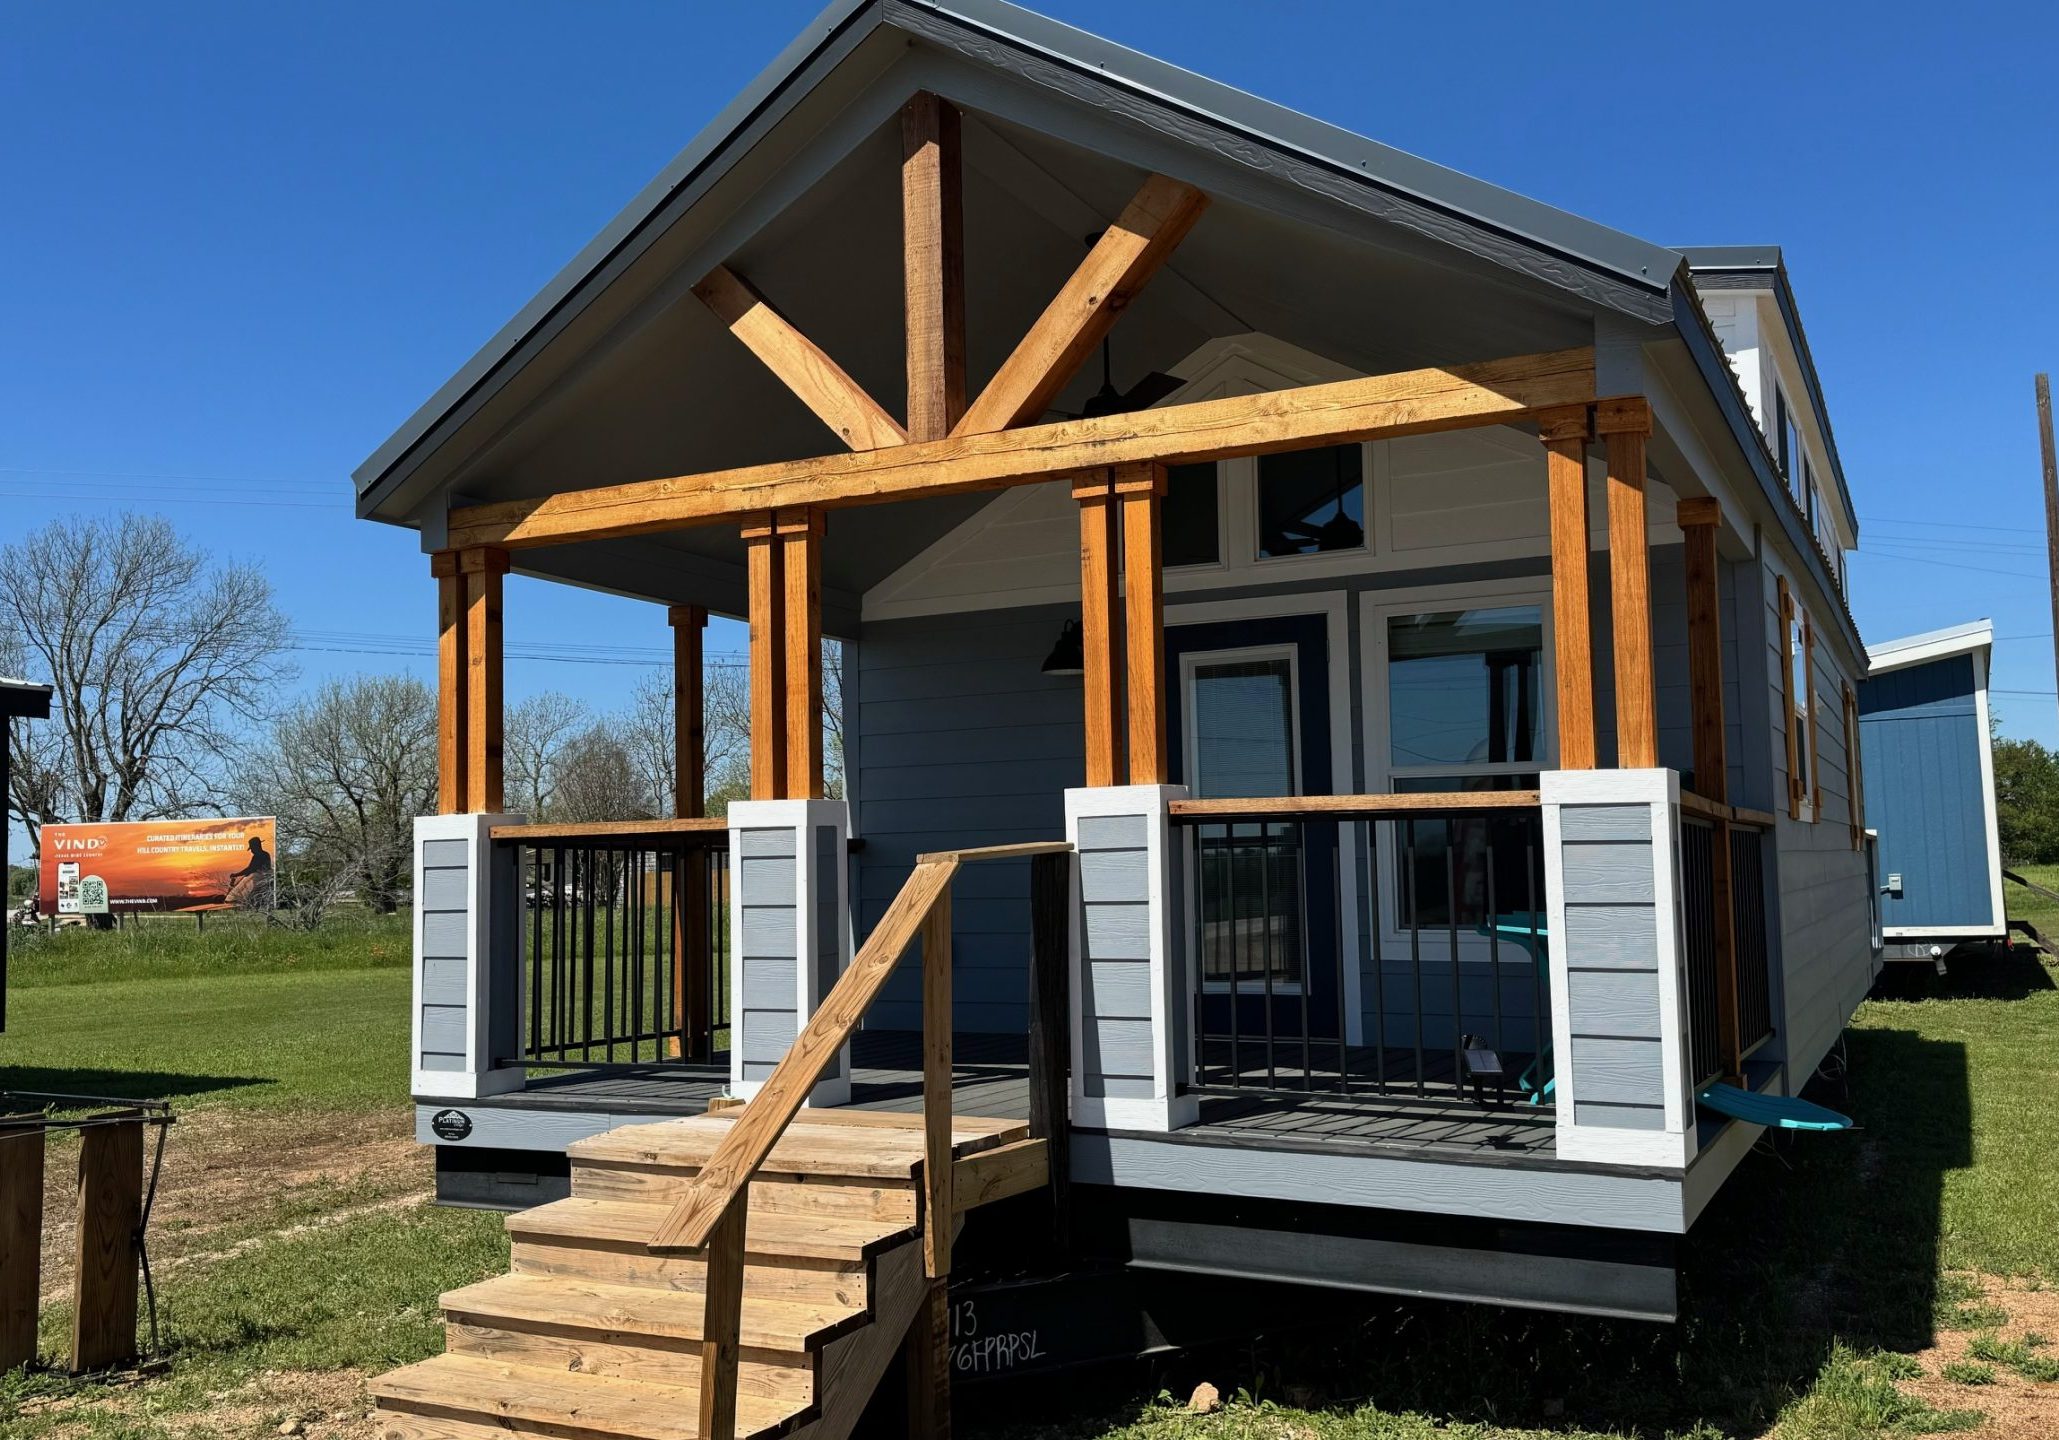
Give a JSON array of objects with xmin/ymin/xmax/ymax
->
[{"xmin": 1040, "ymin": 619, "xmax": 1085, "ymax": 676}]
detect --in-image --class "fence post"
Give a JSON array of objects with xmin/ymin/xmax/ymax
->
[
  {"xmin": 1541, "ymin": 768, "xmax": 1698, "ymax": 1168},
  {"xmin": 0, "ymin": 1125, "xmax": 43, "ymax": 1371},
  {"xmin": 70, "ymin": 1117, "xmax": 142, "ymax": 1373}
]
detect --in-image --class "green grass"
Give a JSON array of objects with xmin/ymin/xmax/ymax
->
[
  {"xmin": 7, "ymin": 911, "xmax": 411, "ymax": 989},
  {"xmin": 1936, "ymin": 1362, "xmax": 1994, "ymax": 1387}
]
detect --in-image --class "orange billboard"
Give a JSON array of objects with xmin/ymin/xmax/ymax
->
[{"xmin": 39, "ymin": 817, "xmax": 278, "ymax": 916}]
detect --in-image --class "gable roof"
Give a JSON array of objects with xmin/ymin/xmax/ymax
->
[
  {"xmin": 1682, "ymin": 246, "xmax": 1856, "ymax": 536},
  {"xmin": 352, "ymin": 0, "xmax": 1691, "ymax": 509},
  {"xmin": 1867, "ymin": 619, "xmax": 1993, "ymax": 677}
]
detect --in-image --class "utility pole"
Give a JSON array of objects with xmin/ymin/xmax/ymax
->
[{"xmin": 2040, "ymin": 374, "xmax": 2059, "ymax": 731}]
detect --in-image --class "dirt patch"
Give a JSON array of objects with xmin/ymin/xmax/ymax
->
[
  {"xmin": 35, "ymin": 1108, "xmax": 427, "ymax": 1299},
  {"xmin": 22, "ymin": 1368, "xmax": 371, "ymax": 1440},
  {"xmin": 1900, "ymin": 1275, "xmax": 2059, "ymax": 1439}
]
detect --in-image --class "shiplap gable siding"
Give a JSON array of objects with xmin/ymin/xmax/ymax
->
[{"xmin": 1859, "ymin": 656, "xmax": 1993, "ymax": 931}]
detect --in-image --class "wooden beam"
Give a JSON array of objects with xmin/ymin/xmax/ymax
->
[
  {"xmin": 1676, "ymin": 498, "xmax": 1727, "ymax": 802},
  {"xmin": 1075, "ymin": 473, "xmax": 1122, "ymax": 788},
  {"xmin": 921, "ymin": 884, "xmax": 952, "ymax": 1280},
  {"xmin": 902, "ymin": 93, "xmax": 965, "ymax": 442},
  {"xmin": 694, "ymin": 265, "xmax": 908, "ymax": 452},
  {"xmin": 670, "ymin": 605, "xmax": 708, "ymax": 817},
  {"xmin": 1118, "ymin": 463, "xmax": 1167, "ymax": 784},
  {"xmin": 461, "ymin": 547, "xmax": 508, "ymax": 812},
  {"xmin": 954, "ymin": 174, "xmax": 1208, "ymax": 436},
  {"xmin": 1539, "ymin": 406, "xmax": 1596, "ymax": 770},
  {"xmin": 781, "ymin": 508, "xmax": 826, "ymax": 799},
  {"xmin": 0, "ymin": 1127, "xmax": 42, "ymax": 1373},
  {"xmin": 71, "ymin": 1118, "xmax": 141, "ymax": 1374},
  {"xmin": 745, "ymin": 518, "xmax": 787, "ymax": 801},
  {"xmin": 670, "ymin": 604, "xmax": 709, "ymax": 1061},
  {"xmin": 1600, "ymin": 399, "xmax": 1656, "ymax": 769},
  {"xmin": 447, "ymin": 348, "xmax": 1598, "ymax": 550},
  {"xmin": 432, "ymin": 552, "xmax": 467, "ymax": 815}
]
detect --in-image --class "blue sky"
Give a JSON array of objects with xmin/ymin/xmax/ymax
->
[{"xmin": 5, "ymin": 2, "xmax": 2057, "ymax": 777}]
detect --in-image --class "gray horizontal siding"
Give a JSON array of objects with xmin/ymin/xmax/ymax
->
[
  {"xmin": 736, "ymin": 819, "xmax": 799, "ymax": 1080},
  {"xmin": 1076, "ymin": 794, "xmax": 1154, "ymax": 1100},
  {"xmin": 1558, "ymin": 804, "xmax": 1664, "ymax": 1129},
  {"xmin": 418, "ymin": 845, "xmax": 471, "ymax": 1074},
  {"xmin": 422, "ymin": 838, "xmax": 468, "ymax": 867}
]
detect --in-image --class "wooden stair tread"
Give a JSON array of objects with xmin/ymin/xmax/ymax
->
[
  {"xmin": 509, "ymin": 1197, "xmax": 911, "ymax": 1261},
  {"xmin": 373, "ymin": 1353, "xmax": 804, "ymax": 1440},
  {"xmin": 572, "ymin": 1111, "xmax": 1026, "ymax": 1177},
  {"xmin": 441, "ymin": 1273, "xmax": 863, "ymax": 1350}
]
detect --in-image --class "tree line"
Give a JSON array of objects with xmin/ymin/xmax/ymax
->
[{"xmin": 2, "ymin": 513, "xmax": 841, "ymax": 918}]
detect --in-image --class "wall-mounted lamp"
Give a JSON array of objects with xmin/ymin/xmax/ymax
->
[{"xmin": 1040, "ymin": 619, "xmax": 1084, "ymax": 676}]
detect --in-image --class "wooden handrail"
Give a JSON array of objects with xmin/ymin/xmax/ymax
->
[
  {"xmin": 489, "ymin": 816, "xmax": 730, "ymax": 842},
  {"xmin": 1679, "ymin": 788, "xmax": 1777, "ymax": 830},
  {"xmin": 1168, "ymin": 790, "xmax": 1539, "ymax": 820}
]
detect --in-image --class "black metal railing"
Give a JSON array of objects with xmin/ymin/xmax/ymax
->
[
  {"xmin": 1731, "ymin": 821, "xmax": 1774, "ymax": 1055},
  {"xmin": 1680, "ymin": 814, "xmax": 1724, "ymax": 1088},
  {"xmin": 1172, "ymin": 795, "xmax": 1551, "ymax": 1108},
  {"xmin": 496, "ymin": 822, "xmax": 731, "ymax": 1069}
]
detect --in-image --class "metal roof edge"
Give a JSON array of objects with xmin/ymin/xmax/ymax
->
[
  {"xmin": 1866, "ymin": 619, "xmax": 1995, "ymax": 676},
  {"xmin": 1679, "ymin": 246, "xmax": 1855, "ymax": 539}
]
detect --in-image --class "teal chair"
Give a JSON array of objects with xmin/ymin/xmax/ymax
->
[{"xmin": 1478, "ymin": 913, "xmax": 1553, "ymax": 1103}]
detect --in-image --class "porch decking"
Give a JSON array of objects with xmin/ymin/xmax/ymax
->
[{"xmin": 456, "ymin": 1029, "xmax": 1556, "ymax": 1159}]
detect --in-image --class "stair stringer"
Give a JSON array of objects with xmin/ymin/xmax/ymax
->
[{"xmin": 795, "ymin": 1239, "xmax": 927, "ymax": 1440}]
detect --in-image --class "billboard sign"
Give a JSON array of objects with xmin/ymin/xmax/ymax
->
[{"xmin": 39, "ymin": 817, "xmax": 278, "ymax": 916}]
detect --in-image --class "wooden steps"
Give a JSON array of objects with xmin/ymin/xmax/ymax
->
[{"xmin": 371, "ymin": 1106, "xmax": 1046, "ymax": 1440}]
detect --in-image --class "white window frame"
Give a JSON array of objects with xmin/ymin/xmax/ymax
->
[
  {"xmin": 1180, "ymin": 642, "xmax": 1308, "ymax": 997},
  {"xmin": 1359, "ymin": 578, "xmax": 1558, "ymax": 959}
]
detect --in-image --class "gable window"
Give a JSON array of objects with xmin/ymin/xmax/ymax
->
[
  {"xmin": 1257, "ymin": 443, "xmax": 1365, "ymax": 558},
  {"xmin": 1164, "ymin": 461, "xmax": 1222, "ymax": 568}
]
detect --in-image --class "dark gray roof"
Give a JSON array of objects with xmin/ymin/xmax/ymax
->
[
  {"xmin": 1681, "ymin": 245, "xmax": 1855, "ymax": 537},
  {"xmin": 353, "ymin": 0, "xmax": 1689, "ymax": 502}
]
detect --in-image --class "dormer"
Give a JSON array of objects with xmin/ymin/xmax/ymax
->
[{"xmin": 1684, "ymin": 248, "xmax": 1856, "ymax": 591}]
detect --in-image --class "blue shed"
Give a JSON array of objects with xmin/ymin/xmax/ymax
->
[{"xmin": 1858, "ymin": 620, "xmax": 2003, "ymax": 961}]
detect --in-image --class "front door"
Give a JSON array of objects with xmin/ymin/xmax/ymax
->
[{"xmin": 1167, "ymin": 614, "xmax": 1342, "ymax": 1079}]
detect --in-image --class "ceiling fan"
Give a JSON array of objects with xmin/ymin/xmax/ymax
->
[{"xmin": 1065, "ymin": 334, "xmax": 1184, "ymax": 419}]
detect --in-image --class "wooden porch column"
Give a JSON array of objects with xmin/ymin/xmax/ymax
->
[
  {"xmin": 779, "ymin": 508, "xmax": 826, "ymax": 799},
  {"xmin": 744, "ymin": 515, "xmax": 788, "ymax": 801},
  {"xmin": 902, "ymin": 92, "xmax": 965, "ymax": 443},
  {"xmin": 432, "ymin": 552, "xmax": 468, "ymax": 814},
  {"xmin": 1116, "ymin": 463, "xmax": 1167, "ymax": 784},
  {"xmin": 1676, "ymin": 495, "xmax": 1741, "ymax": 1080},
  {"xmin": 1073, "ymin": 472, "xmax": 1123, "ymax": 787},
  {"xmin": 460, "ymin": 547, "xmax": 509, "ymax": 812},
  {"xmin": 1599, "ymin": 398, "xmax": 1656, "ymax": 769},
  {"xmin": 1538, "ymin": 407, "xmax": 1596, "ymax": 769},
  {"xmin": 670, "ymin": 605, "xmax": 710, "ymax": 1060}
]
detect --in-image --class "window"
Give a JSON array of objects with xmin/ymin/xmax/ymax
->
[
  {"xmin": 1257, "ymin": 443, "xmax": 1364, "ymax": 558},
  {"xmin": 1774, "ymin": 387, "xmax": 1792, "ymax": 476},
  {"xmin": 1163, "ymin": 462, "xmax": 1221, "ymax": 568},
  {"xmin": 1803, "ymin": 458, "xmax": 1818, "ymax": 528},
  {"xmin": 1779, "ymin": 577, "xmax": 1815, "ymax": 822},
  {"xmin": 1186, "ymin": 651, "xmax": 1302, "ymax": 989},
  {"xmin": 1384, "ymin": 605, "xmax": 1546, "ymax": 930},
  {"xmin": 1843, "ymin": 682, "xmax": 1864, "ymax": 849}
]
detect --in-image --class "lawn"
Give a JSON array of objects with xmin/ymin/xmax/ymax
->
[{"xmin": 2, "ymin": 918, "xmax": 2056, "ymax": 1440}]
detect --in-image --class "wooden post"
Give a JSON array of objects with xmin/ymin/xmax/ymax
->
[
  {"xmin": 670, "ymin": 605, "xmax": 709, "ymax": 1059},
  {"xmin": 71, "ymin": 1117, "xmax": 142, "ymax": 1373},
  {"xmin": 1117, "ymin": 463, "xmax": 1167, "ymax": 785},
  {"xmin": 696, "ymin": 1198, "xmax": 747, "ymax": 1440},
  {"xmin": 1539, "ymin": 406, "xmax": 1596, "ymax": 769},
  {"xmin": 1074, "ymin": 473, "xmax": 1123, "ymax": 787},
  {"xmin": 1599, "ymin": 398, "xmax": 1656, "ymax": 769},
  {"xmin": 902, "ymin": 93, "xmax": 965, "ymax": 443},
  {"xmin": 921, "ymin": 884, "xmax": 953, "ymax": 1281},
  {"xmin": 1026, "ymin": 851, "xmax": 1071, "ymax": 1258},
  {"xmin": 780, "ymin": 509, "xmax": 826, "ymax": 799},
  {"xmin": 432, "ymin": 552, "xmax": 467, "ymax": 814},
  {"xmin": 905, "ymin": 1282, "xmax": 951, "ymax": 1440},
  {"xmin": 460, "ymin": 547, "xmax": 509, "ymax": 812},
  {"xmin": 1, "ymin": 1126, "xmax": 43, "ymax": 1373},
  {"xmin": 745, "ymin": 515, "xmax": 788, "ymax": 801},
  {"xmin": 1676, "ymin": 497, "xmax": 1740, "ymax": 1079}
]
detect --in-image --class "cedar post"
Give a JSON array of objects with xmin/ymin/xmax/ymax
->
[
  {"xmin": 459, "ymin": 547, "xmax": 509, "ymax": 812},
  {"xmin": 1677, "ymin": 497, "xmax": 1741, "ymax": 1080},
  {"xmin": 0, "ymin": 1125, "xmax": 43, "ymax": 1372},
  {"xmin": 1026, "ymin": 851, "xmax": 1072, "ymax": 1258},
  {"xmin": 744, "ymin": 515, "xmax": 788, "ymax": 801},
  {"xmin": 670, "ymin": 605, "xmax": 710, "ymax": 1059},
  {"xmin": 779, "ymin": 508, "xmax": 827, "ymax": 799},
  {"xmin": 902, "ymin": 93, "xmax": 966, "ymax": 444},
  {"xmin": 70, "ymin": 1117, "xmax": 142, "ymax": 1373},
  {"xmin": 1538, "ymin": 407, "xmax": 1596, "ymax": 769},
  {"xmin": 1116, "ymin": 463, "xmax": 1168, "ymax": 785},
  {"xmin": 432, "ymin": 552, "xmax": 467, "ymax": 814},
  {"xmin": 1598, "ymin": 398, "xmax": 1656, "ymax": 769},
  {"xmin": 1073, "ymin": 472, "xmax": 1123, "ymax": 787}
]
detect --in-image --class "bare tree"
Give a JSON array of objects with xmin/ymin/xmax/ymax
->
[
  {"xmin": 505, "ymin": 691, "xmax": 590, "ymax": 817},
  {"xmin": 553, "ymin": 723, "xmax": 650, "ymax": 823},
  {"xmin": 0, "ymin": 514, "xmax": 290, "ymax": 853},
  {"xmin": 239, "ymin": 675, "xmax": 436, "ymax": 913}
]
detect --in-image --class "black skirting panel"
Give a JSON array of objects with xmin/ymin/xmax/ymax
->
[{"xmin": 434, "ymin": 1145, "xmax": 570, "ymax": 1211}]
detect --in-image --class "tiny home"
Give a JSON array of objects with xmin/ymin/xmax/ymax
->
[
  {"xmin": 1859, "ymin": 621, "xmax": 2004, "ymax": 962},
  {"xmin": 353, "ymin": 2, "xmax": 1882, "ymax": 1433}
]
